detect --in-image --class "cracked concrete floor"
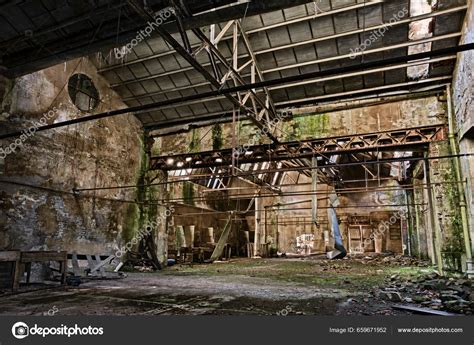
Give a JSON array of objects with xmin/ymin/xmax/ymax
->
[{"xmin": 0, "ymin": 257, "xmax": 427, "ymax": 316}]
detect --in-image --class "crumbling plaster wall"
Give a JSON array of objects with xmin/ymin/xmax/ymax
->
[{"xmin": 0, "ymin": 58, "xmax": 145, "ymax": 256}]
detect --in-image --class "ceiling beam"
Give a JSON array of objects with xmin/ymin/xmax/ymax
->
[
  {"xmin": 0, "ymin": 43, "xmax": 472, "ymax": 140},
  {"xmin": 145, "ymin": 89, "xmax": 444, "ymax": 136},
  {"xmin": 99, "ymin": 0, "xmax": 386, "ymax": 72},
  {"xmin": 127, "ymin": 57, "xmax": 455, "ymax": 110}
]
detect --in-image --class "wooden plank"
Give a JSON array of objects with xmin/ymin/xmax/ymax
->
[
  {"xmin": 12, "ymin": 260, "xmax": 22, "ymax": 291},
  {"xmin": 0, "ymin": 251, "xmax": 21, "ymax": 262},
  {"xmin": 86, "ymin": 255, "xmax": 98, "ymax": 277},
  {"xmin": 21, "ymin": 251, "xmax": 67, "ymax": 263},
  {"xmin": 392, "ymin": 304, "xmax": 458, "ymax": 316},
  {"xmin": 95, "ymin": 255, "xmax": 106, "ymax": 277},
  {"xmin": 91, "ymin": 255, "xmax": 114, "ymax": 276},
  {"xmin": 71, "ymin": 252, "xmax": 81, "ymax": 276},
  {"xmin": 209, "ymin": 214, "xmax": 233, "ymax": 262}
]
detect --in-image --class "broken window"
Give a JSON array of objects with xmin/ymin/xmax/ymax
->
[{"xmin": 68, "ymin": 73, "xmax": 100, "ymax": 112}]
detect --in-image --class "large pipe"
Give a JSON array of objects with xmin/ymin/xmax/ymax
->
[
  {"xmin": 446, "ymin": 84, "xmax": 474, "ymax": 274},
  {"xmin": 327, "ymin": 207, "xmax": 347, "ymax": 259}
]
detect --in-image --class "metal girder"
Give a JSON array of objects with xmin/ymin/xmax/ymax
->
[
  {"xmin": 126, "ymin": 0, "xmax": 279, "ymax": 144},
  {"xmin": 150, "ymin": 125, "xmax": 447, "ymax": 171},
  {"xmin": 275, "ymin": 76, "xmax": 453, "ymax": 108}
]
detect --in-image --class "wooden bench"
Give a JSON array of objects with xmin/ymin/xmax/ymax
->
[
  {"xmin": 0, "ymin": 251, "xmax": 21, "ymax": 291},
  {"xmin": 20, "ymin": 251, "xmax": 68, "ymax": 288},
  {"xmin": 0, "ymin": 250, "xmax": 67, "ymax": 291}
]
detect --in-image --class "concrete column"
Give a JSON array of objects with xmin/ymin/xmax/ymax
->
[
  {"xmin": 207, "ymin": 227, "xmax": 215, "ymax": 244},
  {"xmin": 424, "ymin": 156, "xmax": 444, "ymax": 274}
]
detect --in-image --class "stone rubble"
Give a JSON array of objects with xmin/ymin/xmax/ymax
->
[{"xmin": 377, "ymin": 271, "xmax": 473, "ymax": 315}]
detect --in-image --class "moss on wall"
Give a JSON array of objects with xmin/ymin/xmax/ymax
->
[
  {"xmin": 441, "ymin": 167, "xmax": 464, "ymax": 254},
  {"xmin": 189, "ymin": 128, "xmax": 201, "ymax": 153},
  {"xmin": 123, "ymin": 203, "xmax": 140, "ymax": 244},
  {"xmin": 212, "ymin": 124, "xmax": 223, "ymax": 150},
  {"xmin": 283, "ymin": 113, "xmax": 330, "ymax": 141},
  {"xmin": 121, "ymin": 138, "xmax": 147, "ymax": 244},
  {"xmin": 183, "ymin": 182, "xmax": 195, "ymax": 206}
]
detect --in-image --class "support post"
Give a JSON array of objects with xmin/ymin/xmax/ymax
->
[
  {"xmin": 404, "ymin": 190, "xmax": 413, "ymax": 256},
  {"xmin": 311, "ymin": 156, "xmax": 318, "ymax": 226},
  {"xmin": 254, "ymin": 194, "xmax": 260, "ymax": 257},
  {"xmin": 424, "ymin": 155, "xmax": 444, "ymax": 274}
]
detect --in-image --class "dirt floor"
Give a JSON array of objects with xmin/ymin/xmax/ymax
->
[{"xmin": 0, "ymin": 255, "xmax": 471, "ymax": 316}]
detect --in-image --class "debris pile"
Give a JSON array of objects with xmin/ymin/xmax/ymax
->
[
  {"xmin": 354, "ymin": 254, "xmax": 430, "ymax": 267},
  {"xmin": 377, "ymin": 272, "xmax": 473, "ymax": 315}
]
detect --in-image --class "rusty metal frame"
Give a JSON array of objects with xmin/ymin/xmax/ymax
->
[
  {"xmin": 126, "ymin": 0, "xmax": 279, "ymax": 143},
  {"xmin": 151, "ymin": 124, "xmax": 447, "ymax": 171}
]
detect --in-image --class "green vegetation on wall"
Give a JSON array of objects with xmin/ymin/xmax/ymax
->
[
  {"xmin": 212, "ymin": 124, "xmax": 223, "ymax": 150},
  {"xmin": 183, "ymin": 182, "xmax": 195, "ymax": 206},
  {"xmin": 189, "ymin": 128, "xmax": 201, "ymax": 153},
  {"xmin": 283, "ymin": 113, "xmax": 329, "ymax": 141},
  {"xmin": 121, "ymin": 136, "xmax": 163, "ymax": 249},
  {"xmin": 121, "ymin": 138, "xmax": 148, "ymax": 244},
  {"xmin": 442, "ymin": 167, "xmax": 464, "ymax": 254}
]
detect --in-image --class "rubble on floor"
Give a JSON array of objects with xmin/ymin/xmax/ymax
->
[
  {"xmin": 376, "ymin": 272, "xmax": 473, "ymax": 315},
  {"xmin": 351, "ymin": 253, "xmax": 431, "ymax": 266}
]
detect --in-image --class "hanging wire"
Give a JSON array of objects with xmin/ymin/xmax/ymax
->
[{"xmin": 361, "ymin": 0, "xmax": 367, "ymax": 64}]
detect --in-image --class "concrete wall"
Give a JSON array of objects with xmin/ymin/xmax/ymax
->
[{"xmin": 0, "ymin": 58, "xmax": 145, "ymax": 256}]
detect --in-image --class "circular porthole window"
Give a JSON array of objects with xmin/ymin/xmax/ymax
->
[{"xmin": 68, "ymin": 73, "xmax": 99, "ymax": 111}]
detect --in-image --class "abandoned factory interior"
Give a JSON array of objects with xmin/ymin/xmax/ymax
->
[{"xmin": 0, "ymin": 0, "xmax": 474, "ymax": 317}]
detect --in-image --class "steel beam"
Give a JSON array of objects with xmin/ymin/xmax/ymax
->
[
  {"xmin": 126, "ymin": 0, "xmax": 279, "ymax": 144},
  {"xmin": 122, "ymin": 53, "xmax": 455, "ymax": 102},
  {"xmin": 150, "ymin": 125, "xmax": 447, "ymax": 171}
]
